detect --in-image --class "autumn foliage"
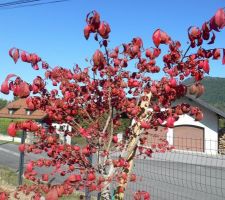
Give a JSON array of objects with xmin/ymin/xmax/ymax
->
[{"xmin": 0, "ymin": 8, "xmax": 225, "ymax": 200}]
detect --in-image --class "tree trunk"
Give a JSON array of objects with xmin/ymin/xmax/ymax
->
[
  {"xmin": 115, "ymin": 92, "xmax": 152, "ymax": 199},
  {"xmin": 99, "ymin": 93, "xmax": 152, "ymax": 200},
  {"xmin": 99, "ymin": 157, "xmax": 114, "ymax": 200}
]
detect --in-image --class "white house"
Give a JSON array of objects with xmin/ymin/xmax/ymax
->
[
  {"xmin": 137, "ymin": 94, "xmax": 225, "ymax": 155},
  {"xmin": 52, "ymin": 123, "xmax": 72, "ymax": 144},
  {"xmin": 166, "ymin": 95, "xmax": 225, "ymax": 154}
]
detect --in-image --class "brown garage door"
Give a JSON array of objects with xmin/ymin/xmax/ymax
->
[{"xmin": 173, "ymin": 125, "xmax": 204, "ymax": 152}]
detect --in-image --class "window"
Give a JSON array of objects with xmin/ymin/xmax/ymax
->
[
  {"xmin": 26, "ymin": 109, "xmax": 33, "ymax": 116},
  {"xmin": 59, "ymin": 125, "xmax": 65, "ymax": 131},
  {"xmin": 8, "ymin": 109, "xmax": 15, "ymax": 115}
]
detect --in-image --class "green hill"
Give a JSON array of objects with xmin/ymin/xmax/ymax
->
[{"xmin": 184, "ymin": 76, "xmax": 225, "ymax": 112}]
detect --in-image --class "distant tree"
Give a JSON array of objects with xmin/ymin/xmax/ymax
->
[
  {"xmin": 0, "ymin": 8, "xmax": 225, "ymax": 200},
  {"xmin": 13, "ymin": 96, "xmax": 20, "ymax": 101},
  {"xmin": 0, "ymin": 98, "xmax": 8, "ymax": 109}
]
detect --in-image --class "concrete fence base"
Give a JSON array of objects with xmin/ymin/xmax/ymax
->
[{"xmin": 0, "ymin": 134, "xmax": 21, "ymax": 143}]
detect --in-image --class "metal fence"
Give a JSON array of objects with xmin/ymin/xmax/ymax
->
[{"xmin": 124, "ymin": 136, "xmax": 225, "ymax": 200}]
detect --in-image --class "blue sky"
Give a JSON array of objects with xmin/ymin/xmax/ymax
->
[{"xmin": 0, "ymin": 0, "xmax": 225, "ymax": 100}]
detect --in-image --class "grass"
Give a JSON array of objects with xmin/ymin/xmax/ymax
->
[
  {"xmin": 0, "ymin": 165, "xmax": 18, "ymax": 186},
  {"xmin": 0, "ymin": 140, "xmax": 10, "ymax": 145},
  {"xmin": 71, "ymin": 136, "xmax": 87, "ymax": 146},
  {"xmin": 0, "ymin": 165, "xmax": 96, "ymax": 199}
]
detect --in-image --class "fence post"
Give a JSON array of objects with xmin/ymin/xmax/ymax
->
[
  {"xmin": 97, "ymin": 192, "xmax": 101, "ymax": 200},
  {"xmin": 18, "ymin": 130, "xmax": 26, "ymax": 186},
  {"xmin": 85, "ymin": 154, "xmax": 92, "ymax": 200}
]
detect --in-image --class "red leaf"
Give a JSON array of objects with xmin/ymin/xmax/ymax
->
[
  {"xmin": 21, "ymin": 51, "xmax": 27, "ymax": 62},
  {"xmin": 10, "ymin": 48, "xmax": 20, "ymax": 63},
  {"xmin": 152, "ymin": 29, "xmax": 161, "ymax": 47},
  {"xmin": 30, "ymin": 122, "xmax": 39, "ymax": 132},
  {"xmin": 145, "ymin": 49, "xmax": 153, "ymax": 59},
  {"xmin": 31, "ymin": 54, "xmax": 38, "ymax": 64},
  {"xmin": 153, "ymin": 48, "xmax": 161, "ymax": 58},
  {"xmin": 195, "ymin": 111, "xmax": 204, "ymax": 121},
  {"xmin": 12, "ymin": 84, "xmax": 20, "ymax": 96},
  {"xmin": 132, "ymin": 37, "xmax": 143, "ymax": 48},
  {"xmin": 210, "ymin": 16, "xmax": 220, "ymax": 32},
  {"xmin": 112, "ymin": 135, "xmax": 118, "ymax": 143},
  {"xmin": 0, "ymin": 192, "xmax": 8, "ymax": 200},
  {"xmin": 79, "ymin": 128, "xmax": 91, "ymax": 139},
  {"xmin": 152, "ymin": 29, "xmax": 170, "ymax": 47},
  {"xmin": 93, "ymin": 50, "xmax": 104, "ymax": 66},
  {"xmin": 189, "ymin": 26, "xmax": 201, "ymax": 38},
  {"xmin": 213, "ymin": 49, "xmax": 220, "ymax": 59},
  {"xmin": 26, "ymin": 162, "xmax": 33, "ymax": 172},
  {"xmin": 18, "ymin": 144, "xmax": 25, "ymax": 152},
  {"xmin": 7, "ymin": 123, "xmax": 17, "ymax": 137},
  {"xmin": 42, "ymin": 62, "xmax": 49, "ymax": 69},
  {"xmin": 0, "ymin": 81, "xmax": 9, "ymax": 94},
  {"xmin": 18, "ymin": 82, "xmax": 30, "ymax": 98},
  {"xmin": 42, "ymin": 174, "xmax": 49, "ymax": 182},
  {"xmin": 166, "ymin": 116, "xmax": 175, "ymax": 128},
  {"xmin": 87, "ymin": 172, "xmax": 96, "ymax": 181},
  {"xmin": 203, "ymin": 60, "xmax": 210, "ymax": 74},
  {"xmin": 97, "ymin": 22, "xmax": 111, "ymax": 39},
  {"xmin": 9, "ymin": 48, "xmax": 14, "ymax": 58},
  {"xmin": 208, "ymin": 32, "xmax": 216, "ymax": 44},
  {"xmin": 84, "ymin": 25, "xmax": 91, "ymax": 40},
  {"xmin": 6, "ymin": 74, "xmax": 17, "ymax": 81},
  {"xmin": 214, "ymin": 8, "xmax": 225, "ymax": 29},
  {"xmin": 222, "ymin": 49, "xmax": 225, "ymax": 65},
  {"xmin": 32, "ymin": 64, "xmax": 39, "ymax": 70}
]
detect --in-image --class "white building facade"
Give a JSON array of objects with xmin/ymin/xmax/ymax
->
[{"xmin": 167, "ymin": 96, "xmax": 223, "ymax": 155}]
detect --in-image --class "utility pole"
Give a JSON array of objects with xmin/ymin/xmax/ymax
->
[{"xmin": 18, "ymin": 130, "xmax": 26, "ymax": 185}]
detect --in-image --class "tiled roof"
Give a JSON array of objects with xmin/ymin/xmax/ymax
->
[
  {"xmin": 186, "ymin": 94, "xmax": 225, "ymax": 119},
  {"xmin": 0, "ymin": 99, "xmax": 47, "ymax": 120}
]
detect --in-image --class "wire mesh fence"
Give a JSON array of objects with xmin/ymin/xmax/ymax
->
[{"xmin": 124, "ymin": 135, "xmax": 225, "ymax": 200}]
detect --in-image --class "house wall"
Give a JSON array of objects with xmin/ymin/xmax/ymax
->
[
  {"xmin": 169, "ymin": 97, "xmax": 218, "ymax": 154},
  {"xmin": 52, "ymin": 123, "xmax": 72, "ymax": 144}
]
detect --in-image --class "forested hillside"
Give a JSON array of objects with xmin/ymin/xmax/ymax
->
[{"xmin": 184, "ymin": 77, "xmax": 225, "ymax": 112}]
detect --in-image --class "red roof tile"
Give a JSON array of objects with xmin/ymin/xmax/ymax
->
[{"xmin": 0, "ymin": 99, "xmax": 47, "ymax": 120}]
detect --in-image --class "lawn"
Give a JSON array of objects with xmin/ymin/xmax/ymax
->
[
  {"xmin": 0, "ymin": 165, "xmax": 96, "ymax": 199},
  {"xmin": 71, "ymin": 135, "xmax": 87, "ymax": 146},
  {"xmin": 0, "ymin": 165, "xmax": 18, "ymax": 187}
]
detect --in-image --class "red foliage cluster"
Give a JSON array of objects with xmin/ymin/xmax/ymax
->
[
  {"xmin": 0, "ymin": 192, "xmax": 8, "ymax": 200},
  {"xmin": 0, "ymin": 8, "xmax": 225, "ymax": 200},
  {"xmin": 134, "ymin": 191, "xmax": 150, "ymax": 200},
  {"xmin": 7, "ymin": 120, "xmax": 40, "ymax": 137},
  {"xmin": 84, "ymin": 10, "xmax": 111, "ymax": 40}
]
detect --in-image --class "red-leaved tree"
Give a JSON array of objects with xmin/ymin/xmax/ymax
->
[{"xmin": 1, "ymin": 8, "xmax": 225, "ymax": 200}]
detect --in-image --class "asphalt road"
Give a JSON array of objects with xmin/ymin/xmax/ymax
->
[
  {"xmin": 0, "ymin": 142, "xmax": 64, "ymax": 184},
  {"xmin": 1, "ymin": 143, "xmax": 225, "ymax": 200}
]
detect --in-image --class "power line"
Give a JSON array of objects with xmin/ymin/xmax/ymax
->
[
  {"xmin": 0, "ymin": 0, "xmax": 42, "ymax": 7},
  {"xmin": 0, "ymin": 0, "xmax": 71, "ymax": 9}
]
